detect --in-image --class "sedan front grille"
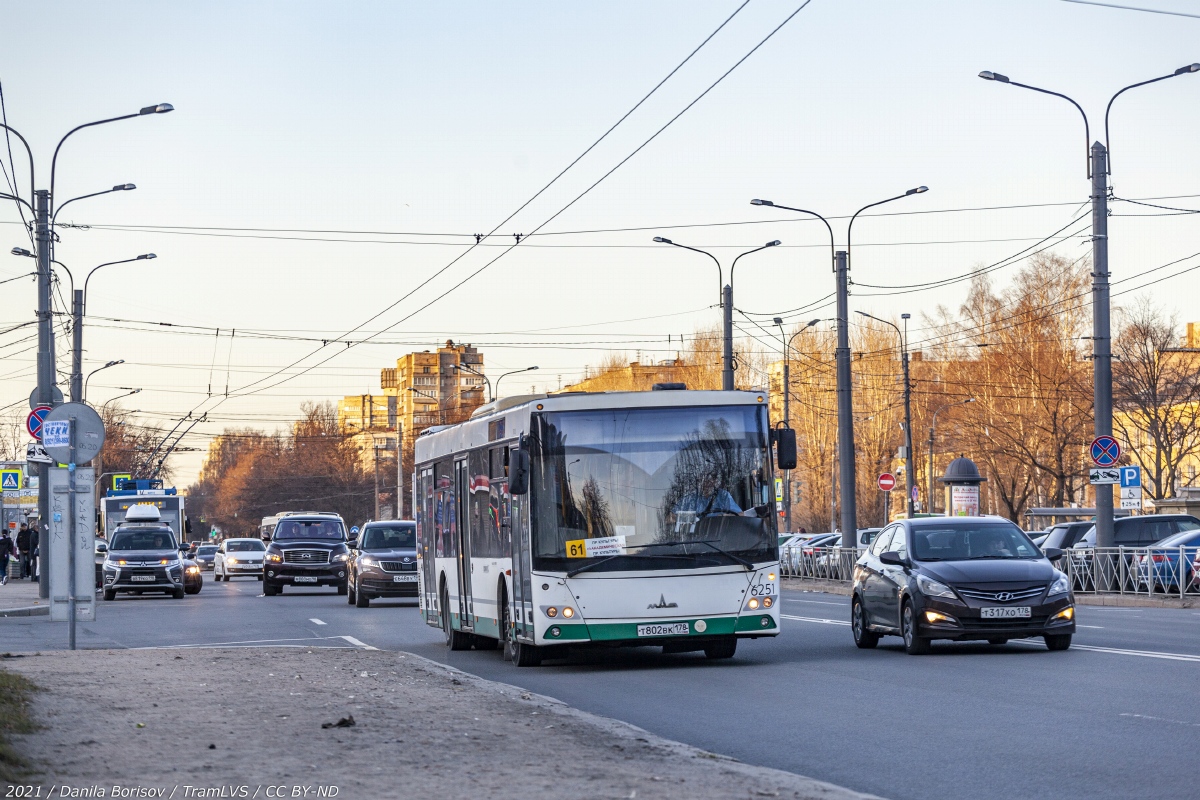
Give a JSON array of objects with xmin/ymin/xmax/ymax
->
[
  {"xmin": 957, "ymin": 586, "xmax": 1046, "ymax": 603},
  {"xmin": 380, "ymin": 561, "xmax": 417, "ymax": 572},
  {"xmin": 283, "ymin": 550, "xmax": 330, "ymax": 564}
]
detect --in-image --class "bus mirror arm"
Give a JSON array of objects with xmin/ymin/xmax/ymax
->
[{"xmin": 510, "ymin": 449, "xmax": 531, "ymax": 496}]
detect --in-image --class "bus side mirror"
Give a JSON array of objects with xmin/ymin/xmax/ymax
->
[
  {"xmin": 510, "ymin": 449, "xmax": 531, "ymax": 496},
  {"xmin": 775, "ymin": 428, "xmax": 797, "ymax": 471}
]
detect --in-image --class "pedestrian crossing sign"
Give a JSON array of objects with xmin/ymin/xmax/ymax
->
[{"xmin": 0, "ymin": 469, "xmax": 21, "ymax": 490}]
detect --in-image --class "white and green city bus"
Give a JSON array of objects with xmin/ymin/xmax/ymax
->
[{"xmin": 414, "ymin": 388, "xmax": 794, "ymax": 666}]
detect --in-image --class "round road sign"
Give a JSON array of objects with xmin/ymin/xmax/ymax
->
[
  {"xmin": 877, "ymin": 472, "xmax": 897, "ymax": 492},
  {"xmin": 1090, "ymin": 435, "xmax": 1121, "ymax": 467},
  {"xmin": 26, "ymin": 406, "xmax": 51, "ymax": 439},
  {"xmin": 28, "ymin": 385, "xmax": 63, "ymax": 410},
  {"xmin": 41, "ymin": 402, "xmax": 106, "ymax": 465}
]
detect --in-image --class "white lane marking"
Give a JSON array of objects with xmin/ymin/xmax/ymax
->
[
  {"xmin": 1077, "ymin": 624, "xmax": 1104, "ymax": 629},
  {"xmin": 783, "ymin": 614, "xmax": 850, "ymax": 626},
  {"xmin": 1012, "ymin": 640, "xmax": 1200, "ymax": 662},
  {"xmin": 784, "ymin": 599, "xmax": 848, "ymax": 606},
  {"xmin": 309, "ymin": 618, "xmax": 327, "ymax": 626},
  {"xmin": 1120, "ymin": 713, "xmax": 1200, "ymax": 727},
  {"xmin": 341, "ymin": 635, "xmax": 379, "ymax": 651}
]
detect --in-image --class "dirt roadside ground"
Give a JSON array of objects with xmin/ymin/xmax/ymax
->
[{"xmin": 2, "ymin": 649, "xmax": 877, "ymax": 800}]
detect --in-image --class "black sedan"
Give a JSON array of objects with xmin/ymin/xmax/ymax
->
[
  {"xmin": 851, "ymin": 517, "xmax": 1075, "ymax": 654},
  {"xmin": 193, "ymin": 544, "xmax": 218, "ymax": 571},
  {"xmin": 347, "ymin": 521, "xmax": 418, "ymax": 608}
]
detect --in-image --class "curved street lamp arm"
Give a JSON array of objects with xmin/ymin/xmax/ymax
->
[
  {"xmin": 83, "ymin": 257, "xmax": 141, "ymax": 302},
  {"xmin": 494, "ymin": 366, "xmax": 538, "ymax": 399},
  {"xmin": 847, "ymin": 189, "xmax": 927, "ymax": 262},
  {"xmin": 654, "ymin": 238, "xmax": 723, "ymax": 300},
  {"xmin": 983, "ymin": 75, "xmax": 1090, "ymax": 176},
  {"xmin": 50, "ymin": 113, "xmax": 141, "ymax": 206},
  {"xmin": 1105, "ymin": 65, "xmax": 1200, "ymax": 174},
  {"xmin": 751, "ymin": 201, "xmax": 835, "ymax": 270},
  {"xmin": 0, "ymin": 123, "xmax": 35, "ymax": 203},
  {"xmin": 51, "ymin": 259, "xmax": 74, "ymax": 296},
  {"xmin": 453, "ymin": 362, "xmax": 493, "ymax": 402},
  {"xmin": 52, "ymin": 187, "xmax": 127, "ymax": 229},
  {"xmin": 729, "ymin": 241, "xmax": 780, "ymax": 287}
]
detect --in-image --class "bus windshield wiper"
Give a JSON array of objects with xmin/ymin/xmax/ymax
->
[
  {"xmin": 567, "ymin": 552, "xmax": 695, "ymax": 577},
  {"xmin": 689, "ymin": 540, "xmax": 754, "ymax": 571}
]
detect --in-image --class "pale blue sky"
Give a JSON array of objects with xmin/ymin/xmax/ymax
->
[{"xmin": 1, "ymin": 0, "xmax": 1198, "ymax": 483}]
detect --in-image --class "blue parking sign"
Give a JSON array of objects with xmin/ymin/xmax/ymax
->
[{"xmin": 1120, "ymin": 466, "xmax": 1141, "ymax": 488}]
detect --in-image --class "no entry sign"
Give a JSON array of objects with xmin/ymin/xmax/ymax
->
[{"xmin": 878, "ymin": 472, "xmax": 896, "ymax": 492}]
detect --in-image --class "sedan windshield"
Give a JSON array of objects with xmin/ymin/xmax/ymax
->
[
  {"xmin": 196, "ymin": 546, "xmax": 218, "ymax": 556},
  {"xmin": 111, "ymin": 530, "xmax": 178, "ymax": 551},
  {"xmin": 274, "ymin": 520, "xmax": 346, "ymax": 540},
  {"xmin": 911, "ymin": 523, "xmax": 1041, "ymax": 561},
  {"xmin": 530, "ymin": 405, "xmax": 776, "ymax": 572},
  {"xmin": 362, "ymin": 525, "xmax": 416, "ymax": 550},
  {"xmin": 226, "ymin": 540, "xmax": 265, "ymax": 552}
]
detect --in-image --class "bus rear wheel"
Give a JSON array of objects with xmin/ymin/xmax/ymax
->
[{"xmin": 703, "ymin": 637, "xmax": 737, "ymax": 660}]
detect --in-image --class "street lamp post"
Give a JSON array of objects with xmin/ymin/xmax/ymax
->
[
  {"xmin": 772, "ymin": 317, "xmax": 820, "ymax": 532},
  {"xmin": 494, "ymin": 366, "xmax": 539, "ymax": 399},
  {"xmin": 1, "ymin": 102, "xmax": 173, "ymax": 601},
  {"xmin": 83, "ymin": 360, "xmax": 125, "ymax": 401},
  {"xmin": 752, "ymin": 187, "xmax": 927, "ymax": 546},
  {"xmin": 928, "ymin": 398, "xmax": 975, "ymax": 514},
  {"xmin": 452, "ymin": 362, "xmax": 492, "ymax": 402},
  {"xmin": 856, "ymin": 311, "xmax": 914, "ymax": 517},
  {"xmin": 979, "ymin": 63, "xmax": 1198, "ymax": 551},
  {"xmin": 653, "ymin": 238, "xmax": 780, "ymax": 390}
]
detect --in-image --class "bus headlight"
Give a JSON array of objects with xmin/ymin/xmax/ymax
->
[
  {"xmin": 546, "ymin": 607, "xmax": 558, "ymax": 618},
  {"xmin": 762, "ymin": 597, "xmax": 773, "ymax": 609},
  {"xmin": 561, "ymin": 607, "xmax": 575, "ymax": 618},
  {"xmin": 747, "ymin": 597, "xmax": 760, "ymax": 610}
]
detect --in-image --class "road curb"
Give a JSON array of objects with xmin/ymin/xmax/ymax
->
[{"xmin": 0, "ymin": 605, "xmax": 50, "ymax": 617}]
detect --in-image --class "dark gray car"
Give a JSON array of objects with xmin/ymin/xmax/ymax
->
[
  {"xmin": 347, "ymin": 521, "xmax": 418, "ymax": 608},
  {"xmin": 102, "ymin": 525, "xmax": 191, "ymax": 600}
]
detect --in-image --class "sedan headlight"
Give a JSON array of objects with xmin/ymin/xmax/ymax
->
[
  {"xmin": 227, "ymin": 557, "xmax": 239, "ymax": 564},
  {"xmin": 186, "ymin": 566, "xmax": 200, "ymax": 574},
  {"xmin": 916, "ymin": 574, "xmax": 958, "ymax": 600},
  {"xmin": 359, "ymin": 556, "xmax": 378, "ymax": 568},
  {"xmin": 1048, "ymin": 571, "xmax": 1071, "ymax": 597}
]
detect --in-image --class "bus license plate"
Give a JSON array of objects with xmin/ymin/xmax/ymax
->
[
  {"xmin": 392, "ymin": 575, "xmax": 418, "ymax": 583},
  {"xmin": 293, "ymin": 576, "xmax": 318, "ymax": 583},
  {"xmin": 981, "ymin": 606, "xmax": 1030, "ymax": 619},
  {"xmin": 131, "ymin": 575, "xmax": 155, "ymax": 582},
  {"xmin": 637, "ymin": 622, "xmax": 690, "ymax": 637}
]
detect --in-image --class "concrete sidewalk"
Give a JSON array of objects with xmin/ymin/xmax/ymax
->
[
  {"xmin": 0, "ymin": 576, "xmax": 47, "ymax": 616},
  {"xmin": 2, "ymin": 648, "xmax": 880, "ymax": 800}
]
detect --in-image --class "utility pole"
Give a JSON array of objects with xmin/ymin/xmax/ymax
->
[
  {"xmin": 1091, "ymin": 142, "xmax": 1114, "ymax": 549},
  {"xmin": 834, "ymin": 250, "xmax": 857, "ymax": 546},
  {"xmin": 373, "ymin": 441, "xmax": 381, "ymax": 520},
  {"xmin": 35, "ymin": 189, "xmax": 54, "ymax": 599},
  {"xmin": 901, "ymin": 314, "xmax": 915, "ymax": 518},
  {"xmin": 70, "ymin": 290, "xmax": 84, "ymax": 402},
  {"xmin": 722, "ymin": 284, "xmax": 734, "ymax": 391}
]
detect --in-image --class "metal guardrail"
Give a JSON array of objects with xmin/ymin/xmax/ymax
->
[{"xmin": 780, "ymin": 544, "xmax": 1200, "ymax": 599}]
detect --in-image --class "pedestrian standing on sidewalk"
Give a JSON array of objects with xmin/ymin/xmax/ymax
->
[
  {"xmin": 0, "ymin": 530, "xmax": 14, "ymax": 585},
  {"xmin": 27, "ymin": 523, "xmax": 39, "ymax": 581},
  {"xmin": 16, "ymin": 523, "xmax": 30, "ymax": 579}
]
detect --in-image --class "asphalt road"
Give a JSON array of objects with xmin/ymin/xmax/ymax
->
[{"xmin": 3, "ymin": 578, "xmax": 1198, "ymax": 800}]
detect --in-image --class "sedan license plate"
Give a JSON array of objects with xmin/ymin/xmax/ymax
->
[
  {"xmin": 981, "ymin": 606, "xmax": 1031, "ymax": 619},
  {"xmin": 637, "ymin": 622, "xmax": 690, "ymax": 637},
  {"xmin": 293, "ymin": 576, "xmax": 318, "ymax": 583},
  {"xmin": 392, "ymin": 575, "xmax": 418, "ymax": 583},
  {"xmin": 130, "ymin": 575, "xmax": 155, "ymax": 582}
]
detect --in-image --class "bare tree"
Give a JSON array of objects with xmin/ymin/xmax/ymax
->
[{"xmin": 1113, "ymin": 301, "xmax": 1200, "ymax": 500}]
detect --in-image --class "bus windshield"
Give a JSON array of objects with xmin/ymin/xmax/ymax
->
[{"xmin": 530, "ymin": 404, "xmax": 777, "ymax": 572}]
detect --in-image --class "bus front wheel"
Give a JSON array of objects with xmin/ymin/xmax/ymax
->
[
  {"xmin": 703, "ymin": 636, "xmax": 737, "ymax": 660},
  {"xmin": 441, "ymin": 586, "xmax": 472, "ymax": 651},
  {"xmin": 511, "ymin": 639, "xmax": 542, "ymax": 667}
]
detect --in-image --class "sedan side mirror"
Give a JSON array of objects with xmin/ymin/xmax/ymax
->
[
  {"xmin": 179, "ymin": 544, "xmax": 190, "ymax": 551},
  {"xmin": 879, "ymin": 551, "xmax": 907, "ymax": 567},
  {"xmin": 95, "ymin": 543, "xmax": 107, "ymax": 553},
  {"xmin": 1043, "ymin": 547, "xmax": 1064, "ymax": 562}
]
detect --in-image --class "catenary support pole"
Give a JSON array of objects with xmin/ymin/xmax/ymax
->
[
  {"xmin": 1092, "ymin": 142, "xmax": 1115, "ymax": 552},
  {"xmin": 902, "ymin": 335, "xmax": 915, "ymax": 518},
  {"xmin": 782, "ymin": 359, "xmax": 791, "ymax": 531},
  {"xmin": 35, "ymin": 189, "xmax": 54, "ymax": 599},
  {"xmin": 722, "ymin": 284, "xmax": 734, "ymax": 391},
  {"xmin": 71, "ymin": 290, "xmax": 83, "ymax": 402},
  {"xmin": 835, "ymin": 250, "xmax": 857, "ymax": 546}
]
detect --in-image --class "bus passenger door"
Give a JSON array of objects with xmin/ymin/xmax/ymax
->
[
  {"xmin": 455, "ymin": 458, "xmax": 474, "ymax": 629},
  {"xmin": 510, "ymin": 482, "xmax": 534, "ymax": 641}
]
